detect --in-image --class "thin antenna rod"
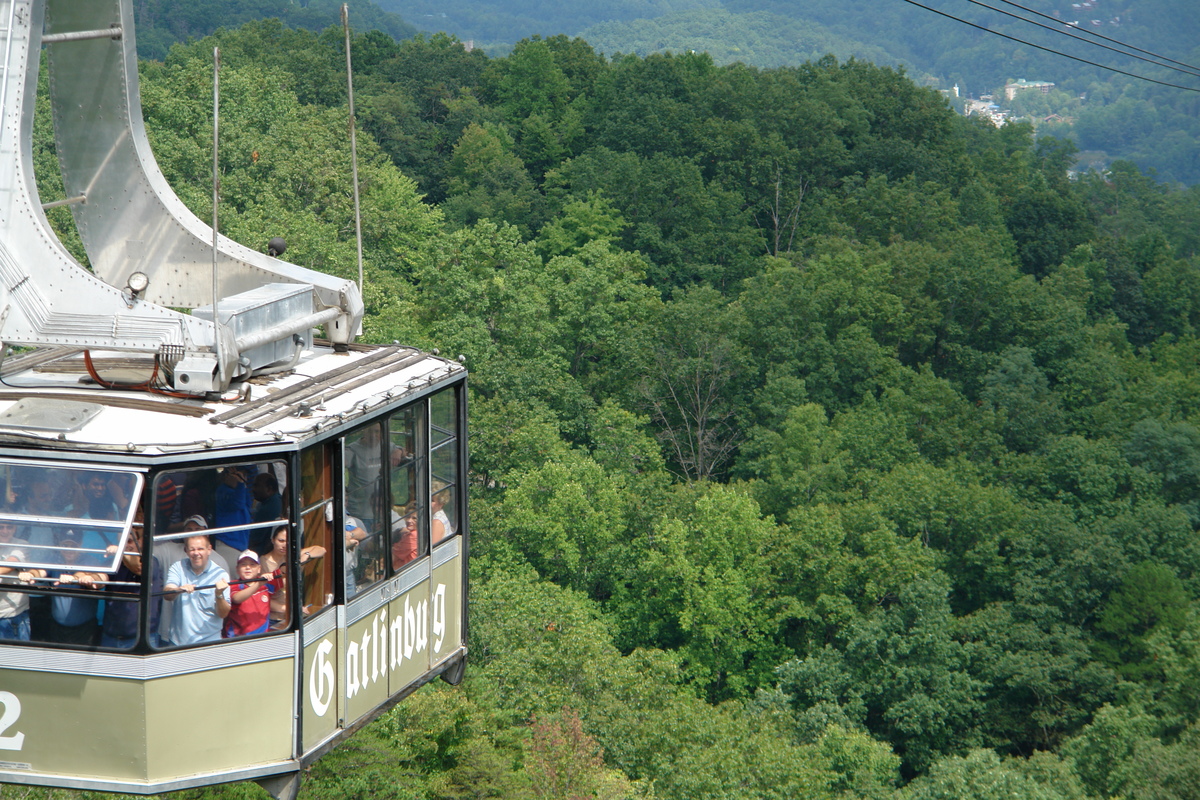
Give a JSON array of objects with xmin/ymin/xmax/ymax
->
[
  {"xmin": 343, "ymin": 4, "xmax": 364, "ymax": 295},
  {"xmin": 212, "ymin": 46, "xmax": 222, "ymax": 379}
]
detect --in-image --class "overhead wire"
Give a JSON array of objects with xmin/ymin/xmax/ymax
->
[
  {"xmin": 896, "ymin": 0, "xmax": 1200, "ymax": 93},
  {"xmin": 987, "ymin": 0, "xmax": 1200, "ymax": 75},
  {"xmin": 960, "ymin": 0, "xmax": 1200, "ymax": 79}
]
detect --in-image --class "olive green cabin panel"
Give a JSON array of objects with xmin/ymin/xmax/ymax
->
[
  {"xmin": 387, "ymin": 581, "xmax": 433, "ymax": 694},
  {"xmin": 143, "ymin": 659, "xmax": 294, "ymax": 781},
  {"xmin": 344, "ymin": 605, "xmax": 394, "ymax": 725},
  {"xmin": 430, "ymin": 553, "xmax": 463, "ymax": 669},
  {"xmin": 0, "ymin": 669, "xmax": 147, "ymax": 781},
  {"xmin": 301, "ymin": 615, "xmax": 340, "ymax": 752}
]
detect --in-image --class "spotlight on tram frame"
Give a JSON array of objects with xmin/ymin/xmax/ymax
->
[{"xmin": 123, "ymin": 271, "xmax": 149, "ymax": 306}]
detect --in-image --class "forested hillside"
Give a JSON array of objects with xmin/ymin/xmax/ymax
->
[
  {"xmin": 579, "ymin": 8, "xmax": 898, "ymax": 70},
  {"xmin": 367, "ymin": 0, "xmax": 1200, "ymax": 185},
  {"xmin": 131, "ymin": 0, "xmax": 416, "ymax": 59},
  {"xmin": 28, "ymin": 20, "xmax": 1200, "ymax": 800},
  {"xmin": 132, "ymin": 0, "xmax": 1200, "ymax": 183}
]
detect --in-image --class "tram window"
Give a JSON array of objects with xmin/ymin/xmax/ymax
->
[
  {"xmin": 150, "ymin": 459, "xmax": 288, "ymax": 648},
  {"xmin": 0, "ymin": 463, "xmax": 141, "ymax": 579},
  {"xmin": 297, "ymin": 444, "xmax": 334, "ymax": 618},
  {"xmin": 152, "ymin": 461, "xmax": 287, "ymax": 566},
  {"xmin": 390, "ymin": 404, "xmax": 425, "ymax": 570},
  {"xmin": 11, "ymin": 505, "xmax": 156, "ymax": 650},
  {"xmin": 345, "ymin": 423, "xmax": 390, "ymax": 595},
  {"xmin": 430, "ymin": 388, "xmax": 460, "ymax": 544}
]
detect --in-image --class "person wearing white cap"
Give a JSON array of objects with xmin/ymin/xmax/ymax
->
[{"xmin": 224, "ymin": 549, "xmax": 276, "ymax": 638}]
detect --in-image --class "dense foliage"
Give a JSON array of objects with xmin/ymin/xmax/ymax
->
[
  {"xmin": 135, "ymin": 0, "xmax": 1200, "ymax": 184},
  {"xmin": 578, "ymin": 8, "xmax": 897, "ymax": 71},
  {"xmin": 367, "ymin": 0, "xmax": 1200, "ymax": 185},
  {"xmin": 24, "ymin": 18, "xmax": 1200, "ymax": 800}
]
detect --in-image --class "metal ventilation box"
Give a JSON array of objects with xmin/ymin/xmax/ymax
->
[{"xmin": 193, "ymin": 283, "xmax": 316, "ymax": 371}]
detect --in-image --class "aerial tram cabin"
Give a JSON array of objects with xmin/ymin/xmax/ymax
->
[
  {"xmin": 0, "ymin": 0, "xmax": 469, "ymax": 797},
  {"xmin": 0, "ymin": 342, "xmax": 469, "ymax": 797}
]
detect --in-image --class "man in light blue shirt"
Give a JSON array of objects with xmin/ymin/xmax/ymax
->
[{"xmin": 163, "ymin": 535, "xmax": 230, "ymax": 645}]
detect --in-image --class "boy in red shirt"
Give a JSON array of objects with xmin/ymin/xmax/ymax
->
[{"xmin": 224, "ymin": 550, "xmax": 276, "ymax": 638}]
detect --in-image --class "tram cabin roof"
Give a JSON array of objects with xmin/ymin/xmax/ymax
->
[{"xmin": 0, "ymin": 342, "xmax": 462, "ymax": 458}]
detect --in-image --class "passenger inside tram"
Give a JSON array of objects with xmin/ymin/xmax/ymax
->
[
  {"xmin": 175, "ymin": 470, "xmax": 218, "ymax": 531},
  {"xmin": 155, "ymin": 517, "xmax": 228, "ymax": 646},
  {"xmin": 156, "ymin": 474, "xmax": 181, "ymax": 530},
  {"xmin": 213, "ymin": 466, "xmax": 255, "ymax": 567},
  {"xmin": 73, "ymin": 472, "xmax": 132, "ymax": 568},
  {"xmin": 250, "ymin": 472, "xmax": 282, "ymax": 552},
  {"xmin": 224, "ymin": 549, "xmax": 277, "ymax": 638},
  {"xmin": 392, "ymin": 506, "xmax": 417, "ymax": 569},
  {"xmin": 156, "ymin": 516, "xmax": 230, "ymax": 575},
  {"xmin": 261, "ymin": 525, "xmax": 326, "ymax": 628},
  {"xmin": 431, "ymin": 487, "xmax": 453, "ymax": 545},
  {"xmin": 161, "ymin": 535, "xmax": 231, "ymax": 646},
  {"xmin": 17, "ymin": 477, "xmax": 57, "ymax": 636},
  {"xmin": 42, "ymin": 533, "xmax": 99, "ymax": 645},
  {"xmin": 344, "ymin": 514, "xmax": 367, "ymax": 598},
  {"xmin": 345, "ymin": 425, "xmax": 386, "ymax": 532},
  {"xmin": 76, "ymin": 472, "xmax": 122, "ymax": 521},
  {"xmin": 0, "ymin": 517, "xmax": 33, "ymax": 641},
  {"xmin": 88, "ymin": 515, "xmax": 159, "ymax": 649},
  {"xmin": 25, "ymin": 510, "xmax": 161, "ymax": 650},
  {"xmin": 21, "ymin": 477, "xmax": 58, "ymax": 562}
]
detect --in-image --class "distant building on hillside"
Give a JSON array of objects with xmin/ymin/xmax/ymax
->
[
  {"xmin": 1004, "ymin": 79, "xmax": 1055, "ymax": 100},
  {"xmin": 963, "ymin": 98, "xmax": 1011, "ymax": 126}
]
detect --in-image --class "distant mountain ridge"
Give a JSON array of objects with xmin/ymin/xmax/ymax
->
[
  {"xmin": 133, "ymin": 0, "xmax": 416, "ymax": 60},
  {"xmin": 376, "ymin": 0, "xmax": 1199, "ymax": 82},
  {"xmin": 376, "ymin": 0, "xmax": 1200, "ymax": 184},
  {"xmin": 133, "ymin": 0, "xmax": 1200, "ymax": 184},
  {"xmin": 579, "ymin": 8, "xmax": 898, "ymax": 69}
]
